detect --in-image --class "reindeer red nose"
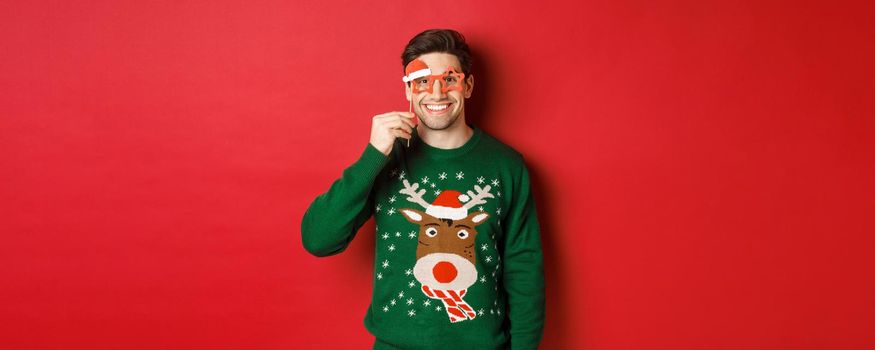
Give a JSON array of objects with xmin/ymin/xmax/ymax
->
[{"xmin": 433, "ymin": 261, "xmax": 458, "ymax": 283}]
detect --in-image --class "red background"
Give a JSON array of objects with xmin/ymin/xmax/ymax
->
[{"xmin": 2, "ymin": 1, "xmax": 873, "ymax": 349}]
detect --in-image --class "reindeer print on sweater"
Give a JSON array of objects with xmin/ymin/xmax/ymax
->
[
  {"xmin": 373, "ymin": 168, "xmax": 506, "ymax": 324},
  {"xmin": 303, "ymin": 128, "xmax": 545, "ymax": 347}
]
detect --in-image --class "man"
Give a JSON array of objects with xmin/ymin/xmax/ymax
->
[{"xmin": 301, "ymin": 29, "xmax": 545, "ymax": 350}]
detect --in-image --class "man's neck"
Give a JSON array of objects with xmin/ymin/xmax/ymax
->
[{"xmin": 417, "ymin": 116, "xmax": 474, "ymax": 149}]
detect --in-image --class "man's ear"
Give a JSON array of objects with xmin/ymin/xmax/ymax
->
[
  {"xmin": 405, "ymin": 83, "xmax": 412, "ymax": 102},
  {"xmin": 464, "ymin": 74, "xmax": 474, "ymax": 99}
]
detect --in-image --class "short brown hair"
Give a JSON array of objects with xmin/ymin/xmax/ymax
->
[{"xmin": 401, "ymin": 29, "xmax": 473, "ymax": 76}]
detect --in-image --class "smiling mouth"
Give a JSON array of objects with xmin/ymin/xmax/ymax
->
[
  {"xmin": 423, "ymin": 103, "xmax": 452, "ymax": 115},
  {"xmin": 418, "ymin": 240, "xmax": 431, "ymax": 246}
]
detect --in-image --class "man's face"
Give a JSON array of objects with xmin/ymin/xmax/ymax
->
[{"xmin": 405, "ymin": 52, "xmax": 474, "ymax": 131}]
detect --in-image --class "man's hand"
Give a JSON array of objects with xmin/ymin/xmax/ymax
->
[{"xmin": 370, "ymin": 112, "xmax": 417, "ymax": 156}]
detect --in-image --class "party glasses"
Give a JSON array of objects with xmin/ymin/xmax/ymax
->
[{"xmin": 408, "ymin": 66, "xmax": 466, "ymax": 94}]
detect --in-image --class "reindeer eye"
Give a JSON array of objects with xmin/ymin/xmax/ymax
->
[
  {"xmin": 425, "ymin": 227, "xmax": 438, "ymax": 237},
  {"xmin": 457, "ymin": 229, "xmax": 469, "ymax": 239}
]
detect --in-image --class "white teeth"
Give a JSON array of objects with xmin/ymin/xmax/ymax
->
[{"xmin": 425, "ymin": 104, "xmax": 449, "ymax": 111}]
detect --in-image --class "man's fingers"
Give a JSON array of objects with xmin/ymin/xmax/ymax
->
[
  {"xmin": 373, "ymin": 111, "xmax": 405, "ymax": 121},
  {"xmin": 394, "ymin": 112, "xmax": 416, "ymax": 129},
  {"xmin": 385, "ymin": 119, "xmax": 413, "ymax": 134},
  {"xmin": 372, "ymin": 111, "xmax": 401, "ymax": 120},
  {"xmin": 371, "ymin": 111, "xmax": 415, "ymax": 148},
  {"xmin": 391, "ymin": 129, "xmax": 411, "ymax": 140},
  {"xmin": 375, "ymin": 112, "xmax": 416, "ymax": 128},
  {"xmin": 401, "ymin": 112, "xmax": 417, "ymax": 128}
]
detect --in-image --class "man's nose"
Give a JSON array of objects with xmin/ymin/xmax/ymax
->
[{"xmin": 429, "ymin": 80, "xmax": 446, "ymax": 99}]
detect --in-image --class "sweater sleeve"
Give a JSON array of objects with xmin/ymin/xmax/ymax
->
[
  {"xmin": 301, "ymin": 143, "xmax": 390, "ymax": 257},
  {"xmin": 501, "ymin": 160, "xmax": 546, "ymax": 350}
]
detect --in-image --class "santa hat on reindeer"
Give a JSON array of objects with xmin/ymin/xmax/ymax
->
[{"xmin": 425, "ymin": 190, "xmax": 471, "ymax": 220}]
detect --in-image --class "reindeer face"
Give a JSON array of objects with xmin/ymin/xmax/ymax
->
[
  {"xmin": 400, "ymin": 208, "xmax": 490, "ymax": 291},
  {"xmin": 399, "ymin": 208, "xmax": 489, "ymax": 263},
  {"xmin": 397, "ymin": 180, "xmax": 495, "ymax": 293}
]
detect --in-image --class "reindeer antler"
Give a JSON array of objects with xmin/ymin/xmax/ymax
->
[
  {"xmin": 462, "ymin": 185, "xmax": 494, "ymax": 210},
  {"xmin": 399, "ymin": 179, "xmax": 432, "ymax": 209}
]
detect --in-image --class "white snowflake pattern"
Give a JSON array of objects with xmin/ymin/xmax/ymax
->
[
  {"xmin": 408, "ymin": 309, "xmax": 416, "ymax": 317},
  {"xmin": 398, "ymin": 291, "xmax": 405, "ymax": 298},
  {"xmin": 423, "ymin": 300, "xmax": 432, "ymax": 307},
  {"xmin": 438, "ymin": 172, "xmax": 447, "ymax": 180},
  {"xmin": 383, "ymin": 306, "xmax": 389, "ymax": 312},
  {"xmin": 382, "ymin": 260, "xmax": 390, "ymax": 268},
  {"xmin": 455, "ymin": 171, "xmax": 464, "ymax": 180},
  {"xmin": 491, "ymin": 179, "xmax": 500, "ymax": 187},
  {"xmin": 387, "ymin": 208, "xmax": 396, "ymax": 216},
  {"xmin": 389, "ymin": 168, "xmax": 398, "ymax": 177},
  {"xmin": 399, "ymin": 171, "xmax": 406, "ymax": 180},
  {"xmin": 382, "ymin": 233, "xmax": 390, "ymax": 240},
  {"xmin": 421, "ymin": 176, "xmax": 429, "ymax": 184},
  {"xmin": 389, "ymin": 195, "xmax": 397, "ymax": 203},
  {"xmin": 490, "ymin": 309, "xmax": 494, "ymax": 315},
  {"xmin": 496, "ymin": 208, "xmax": 502, "ymax": 215},
  {"xmin": 434, "ymin": 189, "xmax": 441, "ymax": 196},
  {"xmin": 480, "ymin": 276, "xmax": 487, "ymax": 283},
  {"xmin": 430, "ymin": 183, "xmax": 436, "ymax": 188},
  {"xmin": 485, "ymin": 256, "xmax": 493, "ymax": 263},
  {"xmin": 395, "ymin": 231, "xmax": 402, "ymax": 237},
  {"xmin": 408, "ymin": 280, "xmax": 416, "ymax": 288},
  {"xmin": 478, "ymin": 308, "xmax": 485, "ymax": 316},
  {"xmin": 477, "ymin": 176, "xmax": 485, "ymax": 184},
  {"xmin": 405, "ymin": 269, "xmax": 413, "ymax": 276},
  {"xmin": 390, "ymin": 299, "xmax": 397, "ymax": 306},
  {"xmin": 479, "ymin": 206, "xmax": 484, "ymax": 211},
  {"xmin": 481, "ymin": 243, "xmax": 489, "ymax": 251},
  {"xmin": 436, "ymin": 306, "xmax": 443, "ymax": 311},
  {"xmin": 377, "ymin": 273, "xmax": 383, "ymax": 280},
  {"xmin": 408, "ymin": 231, "xmax": 417, "ymax": 239},
  {"xmin": 497, "ymin": 308, "xmax": 501, "ymax": 315},
  {"xmin": 406, "ymin": 298, "xmax": 414, "ymax": 305},
  {"xmin": 497, "ymin": 191, "xmax": 502, "ymax": 197},
  {"xmin": 388, "ymin": 244, "xmax": 396, "ymax": 252},
  {"xmin": 376, "ymin": 204, "xmax": 382, "ymax": 212}
]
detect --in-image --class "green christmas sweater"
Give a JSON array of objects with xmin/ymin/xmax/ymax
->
[{"xmin": 301, "ymin": 125, "xmax": 545, "ymax": 350}]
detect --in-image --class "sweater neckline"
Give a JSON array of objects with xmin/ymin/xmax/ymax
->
[{"xmin": 412, "ymin": 124, "xmax": 482, "ymax": 159}]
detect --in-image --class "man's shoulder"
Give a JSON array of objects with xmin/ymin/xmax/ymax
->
[{"xmin": 476, "ymin": 127, "xmax": 526, "ymax": 166}]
